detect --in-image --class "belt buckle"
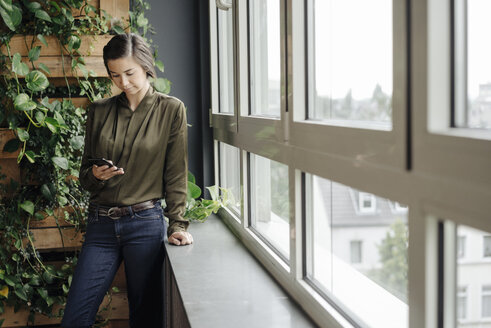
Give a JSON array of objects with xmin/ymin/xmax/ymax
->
[{"xmin": 107, "ymin": 207, "xmax": 120, "ymax": 220}]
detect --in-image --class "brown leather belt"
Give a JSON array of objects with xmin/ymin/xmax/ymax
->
[{"xmin": 88, "ymin": 199, "xmax": 158, "ymax": 220}]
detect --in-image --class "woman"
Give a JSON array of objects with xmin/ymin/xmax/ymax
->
[{"xmin": 61, "ymin": 33, "xmax": 193, "ymax": 328}]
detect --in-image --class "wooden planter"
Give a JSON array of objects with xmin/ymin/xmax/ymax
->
[{"xmin": 1, "ymin": 292, "xmax": 129, "ymax": 327}]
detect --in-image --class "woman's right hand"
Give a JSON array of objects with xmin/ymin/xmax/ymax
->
[{"xmin": 92, "ymin": 160, "xmax": 124, "ymax": 181}]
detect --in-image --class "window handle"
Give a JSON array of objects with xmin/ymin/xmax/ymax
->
[{"xmin": 216, "ymin": 0, "xmax": 232, "ymax": 11}]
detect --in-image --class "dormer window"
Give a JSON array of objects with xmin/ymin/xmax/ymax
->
[{"xmin": 359, "ymin": 192, "xmax": 376, "ymax": 214}]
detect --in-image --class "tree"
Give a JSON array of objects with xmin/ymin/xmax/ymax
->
[{"xmin": 369, "ymin": 219, "xmax": 408, "ymax": 302}]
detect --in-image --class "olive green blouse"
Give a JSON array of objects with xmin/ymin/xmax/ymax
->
[{"xmin": 79, "ymin": 86, "xmax": 189, "ymax": 237}]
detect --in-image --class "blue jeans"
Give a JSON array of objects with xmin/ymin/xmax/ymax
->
[{"xmin": 61, "ymin": 203, "xmax": 167, "ymax": 328}]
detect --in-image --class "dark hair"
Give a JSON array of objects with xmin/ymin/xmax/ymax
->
[{"xmin": 103, "ymin": 33, "xmax": 156, "ymax": 78}]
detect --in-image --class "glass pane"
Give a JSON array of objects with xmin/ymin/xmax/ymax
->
[
  {"xmin": 457, "ymin": 286, "xmax": 467, "ymax": 320},
  {"xmin": 456, "ymin": 225, "xmax": 491, "ymax": 326},
  {"xmin": 250, "ymin": 154, "xmax": 289, "ymax": 259},
  {"xmin": 219, "ymin": 143, "xmax": 241, "ymax": 213},
  {"xmin": 308, "ymin": 0, "xmax": 393, "ymax": 128},
  {"xmin": 306, "ymin": 174, "xmax": 408, "ymax": 327},
  {"xmin": 249, "ymin": 0, "xmax": 281, "ymax": 117},
  {"xmin": 218, "ymin": 8, "xmax": 234, "ymax": 114},
  {"xmin": 464, "ymin": 0, "xmax": 491, "ymax": 129}
]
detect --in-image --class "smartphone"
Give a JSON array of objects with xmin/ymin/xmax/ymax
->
[{"xmin": 88, "ymin": 158, "xmax": 114, "ymax": 167}]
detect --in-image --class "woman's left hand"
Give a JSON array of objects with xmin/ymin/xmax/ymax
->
[{"xmin": 168, "ymin": 232, "xmax": 193, "ymax": 246}]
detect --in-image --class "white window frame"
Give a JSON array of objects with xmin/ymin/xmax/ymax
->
[{"xmin": 413, "ymin": 0, "xmax": 491, "ymax": 190}]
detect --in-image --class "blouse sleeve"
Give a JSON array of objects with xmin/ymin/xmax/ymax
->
[
  {"xmin": 79, "ymin": 104, "xmax": 106, "ymax": 192},
  {"xmin": 163, "ymin": 102, "xmax": 189, "ymax": 237}
]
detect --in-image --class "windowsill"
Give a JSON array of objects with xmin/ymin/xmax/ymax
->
[{"xmin": 164, "ymin": 214, "xmax": 315, "ymax": 328}]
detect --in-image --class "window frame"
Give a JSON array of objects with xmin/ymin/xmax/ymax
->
[
  {"xmin": 412, "ymin": 0, "xmax": 491, "ymax": 190},
  {"xmin": 209, "ymin": 0, "xmax": 491, "ymax": 327},
  {"xmin": 289, "ymin": 0, "xmax": 408, "ymax": 171}
]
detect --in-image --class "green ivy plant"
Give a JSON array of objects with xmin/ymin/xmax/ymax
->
[{"xmin": 0, "ymin": 0, "xmax": 226, "ymax": 326}]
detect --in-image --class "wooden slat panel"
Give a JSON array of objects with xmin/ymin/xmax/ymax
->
[
  {"xmin": 0, "ymin": 159, "xmax": 20, "ymax": 185},
  {"xmin": 1, "ymin": 292, "xmax": 129, "ymax": 327},
  {"xmin": 112, "ymin": 262, "xmax": 127, "ymax": 289},
  {"xmin": 1, "ymin": 35, "xmax": 113, "ymax": 57},
  {"xmin": 20, "ymin": 56, "xmax": 108, "ymax": 78},
  {"xmin": 29, "ymin": 207, "xmax": 78, "ymax": 228},
  {"xmin": 29, "ymin": 228, "xmax": 84, "ymax": 251},
  {"xmin": 100, "ymin": 0, "xmax": 129, "ymax": 21}
]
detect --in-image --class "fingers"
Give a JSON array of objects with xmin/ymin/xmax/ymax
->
[
  {"xmin": 168, "ymin": 232, "xmax": 193, "ymax": 246},
  {"xmin": 92, "ymin": 164, "xmax": 124, "ymax": 181}
]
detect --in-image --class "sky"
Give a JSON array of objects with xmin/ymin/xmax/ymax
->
[
  {"xmin": 314, "ymin": 0, "xmax": 393, "ymax": 99},
  {"xmin": 467, "ymin": 0, "xmax": 491, "ymax": 99},
  {"xmin": 264, "ymin": 0, "xmax": 488, "ymax": 100}
]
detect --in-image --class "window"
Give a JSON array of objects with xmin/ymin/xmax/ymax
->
[
  {"xmin": 248, "ymin": 0, "xmax": 281, "ymax": 117},
  {"xmin": 350, "ymin": 240, "xmax": 362, "ymax": 264},
  {"xmin": 249, "ymin": 154, "xmax": 289, "ymax": 259},
  {"xmin": 358, "ymin": 192, "xmax": 376, "ymax": 214},
  {"xmin": 217, "ymin": 5, "xmax": 234, "ymax": 114},
  {"xmin": 305, "ymin": 174, "xmax": 408, "ymax": 328},
  {"xmin": 484, "ymin": 236, "xmax": 491, "ymax": 258},
  {"xmin": 219, "ymin": 142, "xmax": 241, "ymax": 214},
  {"xmin": 456, "ymin": 225, "xmax": 491, "ymax": 326},
  {"xmin": 482, "ymin": 285, "xmax": 491, "ymax": 318},
  {"xmin": 307, "ymin": 0, "xmax": 393, "ymax": 128},
  {"xmin": 454, "ymin": 0, "xmax": 491, "ymax": 129},
  {"xmin": 457, "ymin": 236, "xmax": 466, "ymax": 259},
  {"xmin": 457, "ymin": 286, "xmax": 467, "ymax": 320}
]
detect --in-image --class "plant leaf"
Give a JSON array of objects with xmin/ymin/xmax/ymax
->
[
  {"xmin": 136, "ymin": 13, "xmax": 148, "ymax": 27},
  {"xmin": 19, "ymin": 200, "xmax": 34, "ymax": 215},
  {"xmin": 41, "ymin": 183, "xmax": 55, "ymax": 201},
  {"xmin": 69, "ymin": 136, "xmax": 84, "ymax": 150},
  {"xmin": 28, "ymin": 46, "xmax": 41, "ymax": 61},
  {"xmin": 153, "ymin": 77, "xmax": 171, "ymax": 94},
  {"xmin": 16, "ymin": 128, "xmax": 28, "ymax": 141},
  {"xmin": 188, "ymin": 181, "xmax": 201, "ymax": 200},
  {"xmin": 0, "ymin": 3, "xmax": 21, "ymax": 31},
  {"xmin": 35, "ymin": 9, "xmax": 51, "ymax": 22},
  {"xmin": 0, "ymin": 0, "xmax": 12, "ymax": 12},
  {"xmin": 44, "ymin": 117, "xmax": 58, "ymax": 133},
  {"xmin": 52, "ymin": 156, "xmax": 68, "ymax": 170},
  {"xmin": 38, "ymin": 63, "xmax": 50, "ymax": 74},
  {"xmin": 155, "ymin": 60, "xmax": 164, "ymax": 73},
  {"xmin": 35, "ymin": 111, "xmax": 45, "ymax": 124},
  {"xmin": 12, "ymin": 53, "xmax": 29, "ymax": 75},
  {"xmin": 187, "ymin": 171, "xmax": 196, "ymax": 184},
  {"xmin": 206, "ymin": 185, "xmax": 219, "ymax": 201},
  {"xmin": 67, "ymin": 35, "xmax": 81, "ymax": 52},
  {"xmin": 3, "ymin": 138, "xmax": 20, "ymax": 152},
  {"xmin": 112, "ymin": 25, "xmax": 124, "ymax": 34},
  {"xmin": 14, "ymin": 93, "xmax": 36, "ymax": 111},
  {"xmin": 26, "ymin": 2, "xmax": 41, "ymax": 12},
  {"xmin": 37, "ymin": 34, "xmax": 48, "ymax": 47},
  {"xmin": 14, "ymin": 286, "xmax": 28, "ymax": 301},
  {"xmin": 0, "ymin": 286, "xmax": 8, "ymax": 298},
  {"xmin": 37, "ymin": 288, "xmax": 48, "ymax": 299},
  {"xmin": 25, "ymin": 150, "xmax": 35, "ymax": 163},
  {"xmin": 25, "ymin": 70, "xmax": 49, "ymax": 91}
]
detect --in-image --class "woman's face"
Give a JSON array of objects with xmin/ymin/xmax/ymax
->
[{"xmin": 107, "ymin": 56, "xmax": 149, "ymax": 95}]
